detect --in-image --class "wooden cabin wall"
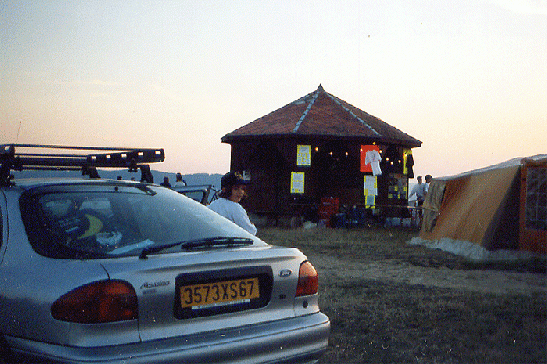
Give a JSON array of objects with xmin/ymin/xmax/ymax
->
[
  {"xmin": 229, "ymin": 140, "xmax": 292, "ymax": 216},
  {"xmin": 229, "ymin": 139, "xmax": 411, "ymax": 218}
]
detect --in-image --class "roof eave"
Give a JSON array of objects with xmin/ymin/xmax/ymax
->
[{"xmin": 222, "ymin": 133, "xmax": 421, "ymax": 148}]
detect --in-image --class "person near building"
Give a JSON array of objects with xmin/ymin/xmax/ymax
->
[
  {"xmin": 173, "ymin": 172, "xmax": 187, "ymax": 188},
  {"xmin": 410, "ymin": 176, "xmax": 427, "ymax": 206},
  {"xmin": 410, "ymin": 175, "xmax": 428, "ymax": 225},
  {"xmin": 208, "ymin": 171, "xmax": 257, "ymax": 235},
  {"xmin": 160, "ymin": 176, "xmax": 172, "ymax": 188},
  {"xmin": 424, "ymin": 174, "xmax": 433, "ymax": 196}
]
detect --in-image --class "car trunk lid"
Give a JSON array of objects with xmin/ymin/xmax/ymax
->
[{"xmin": 100, "ymin": 244, "xmax": 306, "ymax": 342}]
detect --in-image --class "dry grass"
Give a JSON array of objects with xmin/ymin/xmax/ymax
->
[{"xmin": 257, "ymin": 227, "xmax": 547, "ymax": 364}]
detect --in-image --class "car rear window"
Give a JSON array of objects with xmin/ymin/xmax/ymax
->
[{"xmin": 20, "ymin": 183, "xmax": 252, "ymax": 259}]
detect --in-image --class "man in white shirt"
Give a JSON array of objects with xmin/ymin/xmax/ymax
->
[
  {"xmin": 173, "ymin": 172, "xmax": 187, "ymax": 188},
  {"xmin": 410, "ymin": 176, "xmax": 427, "ymax": 206},
  {"xmin": 208, "ymin": 172, "xmax": 257, "ymax": 235}
]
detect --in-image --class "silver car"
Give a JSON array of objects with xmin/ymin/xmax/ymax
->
[{"xmin": 0, "ymin": 148, "xmax": 329, "ymax": 364}]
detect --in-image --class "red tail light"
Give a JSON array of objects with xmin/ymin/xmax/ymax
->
[
  {"xmin": 296, "ymin": 261, "xmax": 319, "ymax": 297},
  {"xmin": 51, "ymin": 280, "xmax": 138, "ymax": 324}
]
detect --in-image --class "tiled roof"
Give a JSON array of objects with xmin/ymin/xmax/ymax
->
[{"xmin": 222, "ymin": 85, "xmax": 421, "ymax": 147}]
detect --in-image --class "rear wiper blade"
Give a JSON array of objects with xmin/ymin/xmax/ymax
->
[
  {"xmin": 139, "ymin": 237, "xmax": 253, "ymax": 259},
  {"xmin": 180, "ymin": 237, "xmax": 253, "ymax": 251},
  {"xmin": 139, "ymin": 241, "xmax": 183, "ymax": 260}
]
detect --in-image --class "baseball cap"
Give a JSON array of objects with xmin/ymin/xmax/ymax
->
[{"xmin": 221, "ymin": 171, "xmax": 250, "ymax": 189}]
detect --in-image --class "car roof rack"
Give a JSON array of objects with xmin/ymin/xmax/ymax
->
[{"xmin": 1, "ymin": 144, "xmax": 165, "ymax": 186}]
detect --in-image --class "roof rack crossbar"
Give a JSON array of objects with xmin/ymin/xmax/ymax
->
[
  {"xmin": 3, "ymin": 144, "xmax": 148, "ymax": 151},
  {"xmin": 16, "ymin": 166, "xmax": 82, "ymax": 171},
  {"xmin": 16, "ymin": 153, "xmax": 88, "ymax": 158},
  {"xmin": 15, "ymin": 156, "xmax": 87, "ymax": 167}
]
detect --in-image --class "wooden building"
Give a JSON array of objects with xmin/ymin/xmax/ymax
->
[{"xmin": 221, "ymin": 85, "xmax": 422, "ymax": 223}]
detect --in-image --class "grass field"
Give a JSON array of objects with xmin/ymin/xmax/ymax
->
[{"xmin": 257, "ymin": 227, "xmax": 547, "ymax": 364}]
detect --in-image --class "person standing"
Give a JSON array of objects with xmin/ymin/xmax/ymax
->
[
  {"xmin": 410, "ymin": 176, "xmax": 427, "ymax": 206},
  {"xmin": 424, "ymin": 174, "xmax": 433, "ymax": 196},
  {"xmin": 410, "ymin": 175, "xmax": 428, "ymax": 226},
  {"xmin": 208, "ymin": 172, "xmax": 257, "ymax": 235},
  {"xmin": 160, "ymin": 176, "xmax": 172, "ymax": 188},
  {"xmin": 174, "ymin": 172, "xmax": 187, "ymax": 188}
]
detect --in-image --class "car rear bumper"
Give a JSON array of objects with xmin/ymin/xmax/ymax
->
[{"xmin": 6, "ymin": 312, "xmax": 330, "ymax": 364}]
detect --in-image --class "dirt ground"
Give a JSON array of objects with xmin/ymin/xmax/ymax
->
[{"xmin": 258, "ymin": 227, "xmax": 547, "ymax": 364}]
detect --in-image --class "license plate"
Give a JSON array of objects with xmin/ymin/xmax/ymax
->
[{"xmin": 179, "ymin": 277, "xmax": 260, "ymax": 309}]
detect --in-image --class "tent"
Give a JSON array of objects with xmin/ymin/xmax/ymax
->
[{"xmin": 416, "ymin": 155, "xmax": 546, "ymax": 256}]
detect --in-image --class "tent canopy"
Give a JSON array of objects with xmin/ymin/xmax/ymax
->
[{"xmin": 420, "ymin": 155, "xmax": 546, "ymax": 254}]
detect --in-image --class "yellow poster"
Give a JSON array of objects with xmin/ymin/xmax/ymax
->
[
  {"xmin": 290, "ymin": 172, "xmax": 305, "ymax": 194},
  {"xmin": 403, "ymin": 148, "xmax": 412, "ymax": 174},
  {"xmin": 296, "ymin": 145, "xmax": 311, "ymax": 166}
]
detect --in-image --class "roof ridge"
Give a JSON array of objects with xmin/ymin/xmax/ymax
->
[
  {"xmin": 338, "ymin": 97, "xmax": 419, "ymax": 140},
  {"xmin": 292, "ymin": 87, "xmax": 320, "ymax": 133},
  {"xmin": 324, "ymin": 92, "xmax": 380, "ymax": 136}
]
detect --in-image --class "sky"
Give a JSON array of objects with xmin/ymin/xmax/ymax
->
[{"xmin": 1, "ymin": 0, "xmax": 546, "ymax": 179}]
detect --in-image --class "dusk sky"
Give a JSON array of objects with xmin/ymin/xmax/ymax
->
[{"xmin": 2, "ymin": 1, "xmax": 546, "ymax": 179}]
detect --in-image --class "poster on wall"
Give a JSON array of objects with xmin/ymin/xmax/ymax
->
[
  {"xmin": 364, "ymin": 175, "xmax": 378, "ymax": 207},
  {"xmin": 290, "ymin": 172, "xmax": 305, "ymax": 194},
  {"xmin": 296, "ymin": 145, "xmax": 311, "ymax": 166},
  {"xmin": 360, "ymin": 144, "xmax": 381, "ymax": 174}
]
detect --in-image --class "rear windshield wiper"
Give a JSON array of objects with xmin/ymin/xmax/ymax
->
[
  {"xmin": 139, "ymin": 241, "xmax": 184, "ymax": 259},
  {"xmin": 139, "ymin": 237, "xmax": 253, "ymax": 259},
  {"xmin": 180, "ymin": 237, "xmax": 253, "ymax": 251}
]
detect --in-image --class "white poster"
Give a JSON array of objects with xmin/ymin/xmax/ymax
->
[
  {"xmin": 296, "ymin": 145, "xmax": 311, "ymax": 166},
  {"xmin": 364, "ymin": 175, "xmax": 378, "ymax": 207},
  {"xmin": 291, "ymin": 172, "xmax": 305, "ymax": 194},
  {"xmin": 364, "ymin": 175, "xmax": 378, "ymax": 195}
]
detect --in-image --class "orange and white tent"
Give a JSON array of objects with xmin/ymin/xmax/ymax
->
[{"xmin": 413, "ymin": 155, "xmax": 546, "ymax": 259}]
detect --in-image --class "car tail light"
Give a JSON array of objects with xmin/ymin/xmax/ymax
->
[
  {"xmin": 51, "ymin": 280, "xmax": 138, "ymax": 324},
  {"xmin": 296, "ymin": 261, "xmax": 319, "ymax": 297}
]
